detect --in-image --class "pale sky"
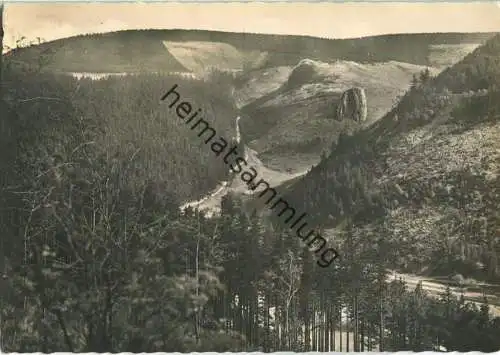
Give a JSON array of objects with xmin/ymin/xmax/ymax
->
[{"xmin": 4, "ymin": 2, "xmax": 500, "ymax": 50}]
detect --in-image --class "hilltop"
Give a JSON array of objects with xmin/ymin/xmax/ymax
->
[{"xmin": 5, "ymin": 29, "xmax": 495, "ymax": 73}]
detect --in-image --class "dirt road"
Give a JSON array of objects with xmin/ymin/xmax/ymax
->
[{"xmin": 390, "ymin": 271, "xmax": 500, "ymax": 317}]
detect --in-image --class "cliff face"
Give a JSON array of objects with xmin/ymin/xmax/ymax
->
[{"xmin": 336, "ymin": 87, "xmax": 368, "ymax": 123}]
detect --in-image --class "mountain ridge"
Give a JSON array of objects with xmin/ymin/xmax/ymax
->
[{"xmin": 6, "ymin": 29, "xmax": 497, "ymax": 73}]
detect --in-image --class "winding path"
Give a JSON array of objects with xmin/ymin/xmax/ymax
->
[{"xmin": 180, "ymin": 115, "xmax": 310, "ymax": 216}]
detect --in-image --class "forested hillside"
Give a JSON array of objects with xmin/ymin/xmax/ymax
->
[
  {"xmin": 6, "ymin": 30, "xmax": 496, "ymax": 73},
  {"xmin": 1, "ymin": 66, "xmax": 237, "ymax": 203},
  {"xmin": 0, "ymin": 52, "xmax": 243, "ymax": 350},
  {"xmin": 283, "ymin": 34, "xmax": 500, "ymax": 283}
]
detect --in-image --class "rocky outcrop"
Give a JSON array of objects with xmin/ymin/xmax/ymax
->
[
  {"xmin": 336, "ymin": 87, "xmax": 367, "ymax": 123},
  {"xmin": 286, "ymin": 59, "xmax": 324, "ymax": 88}
]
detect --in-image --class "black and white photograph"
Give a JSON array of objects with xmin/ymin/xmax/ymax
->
[{"xmin": 1, "ymin": 2, "xmax": 500, "ymax": 352}]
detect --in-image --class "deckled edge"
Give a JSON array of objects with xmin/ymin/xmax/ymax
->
[{"xmin": 2, "ymin": 352, "xmax": 500, "ymax": 354}]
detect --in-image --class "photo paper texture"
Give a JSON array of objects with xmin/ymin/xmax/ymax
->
[{"xmin": 1, "ymin": 2, "xmax": 500, "ymax": 352}]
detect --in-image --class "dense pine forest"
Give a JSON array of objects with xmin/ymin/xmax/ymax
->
[{"xmin": 1, "ymin": 17, "xmax": 500, "ymax": 352}]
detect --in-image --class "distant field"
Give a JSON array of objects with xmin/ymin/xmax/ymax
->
[
  {"xmin": 164, "ymin": 41, "xmax": 246, "ymax": 74},
  {"xmin": 235, "ymin": 66, "xmax": 293, "ymax": 108},
  {"xmin": 428, "ymin": 43, "xmax": 481, "ymax": 69}
]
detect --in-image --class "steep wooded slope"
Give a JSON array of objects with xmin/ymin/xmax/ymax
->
[{"xmin": 283, "ymin": 34, "xmax": 500, "ymax": 281}]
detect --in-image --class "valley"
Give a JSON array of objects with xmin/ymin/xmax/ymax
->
[
  {"xmin": 62, "ymin": 38, "xmax": 500, "ymax": 317},
  {"xmin": 3, "ymin": 26, "xmax": 500, "ymax": 352}
]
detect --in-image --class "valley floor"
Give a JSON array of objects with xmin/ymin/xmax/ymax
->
[{"xmin": 180, "ymin": 128, "xmax": 311, "ymax": 216}]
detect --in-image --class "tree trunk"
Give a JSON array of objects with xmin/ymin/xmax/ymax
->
[
  {"xmin": 194, "ymin": 234, "xmax": 200, "ymax": 344},
  {"xmin": 360, "ymin": 316, "xmax": 365, "ymax": 352},
  {"xmin": 346, "ymin": 305, "xmax": 350, "ymax": 352},
  {"xmin": 304, "ymin": 302, "xmax": 310, "ymax": 350},
  {"xmin": 311, "ymin": 301, "xmax": 316, "ymax": 351},
  {"xmin": 239, "ymin": 294, "xmax": 244, "ymax": 350},
  {"xmin": 379, "ymin": 288, "xmax": 385, "ymax": 351},
  {"xmin": 275, "ymin": 295, "xmax": 279, "ymax": 351},
  {"xmin": 325, "ymin": 306, "xmax": 330, "ymax": 351},
  {"xmin": 353, "ymin": 295, "xmax": 358, "ymax": 351},
  {"xmin": 265, "ymin": 293, "xmax": 270, "ymax": 351},
  {"xmin": 332, "ymin": 305, "xmax": 336, "ymax": 351},
  {"xmin": 254, "ymin": 295, "xmax": 259, "ymax": 348},
  {"xmin": 339, "ymin": 305, "xmax": 343, "ymax": 351},
  {"xmin": 300, "ymin": 249, "xmax": 312, "ymax": 351}
]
